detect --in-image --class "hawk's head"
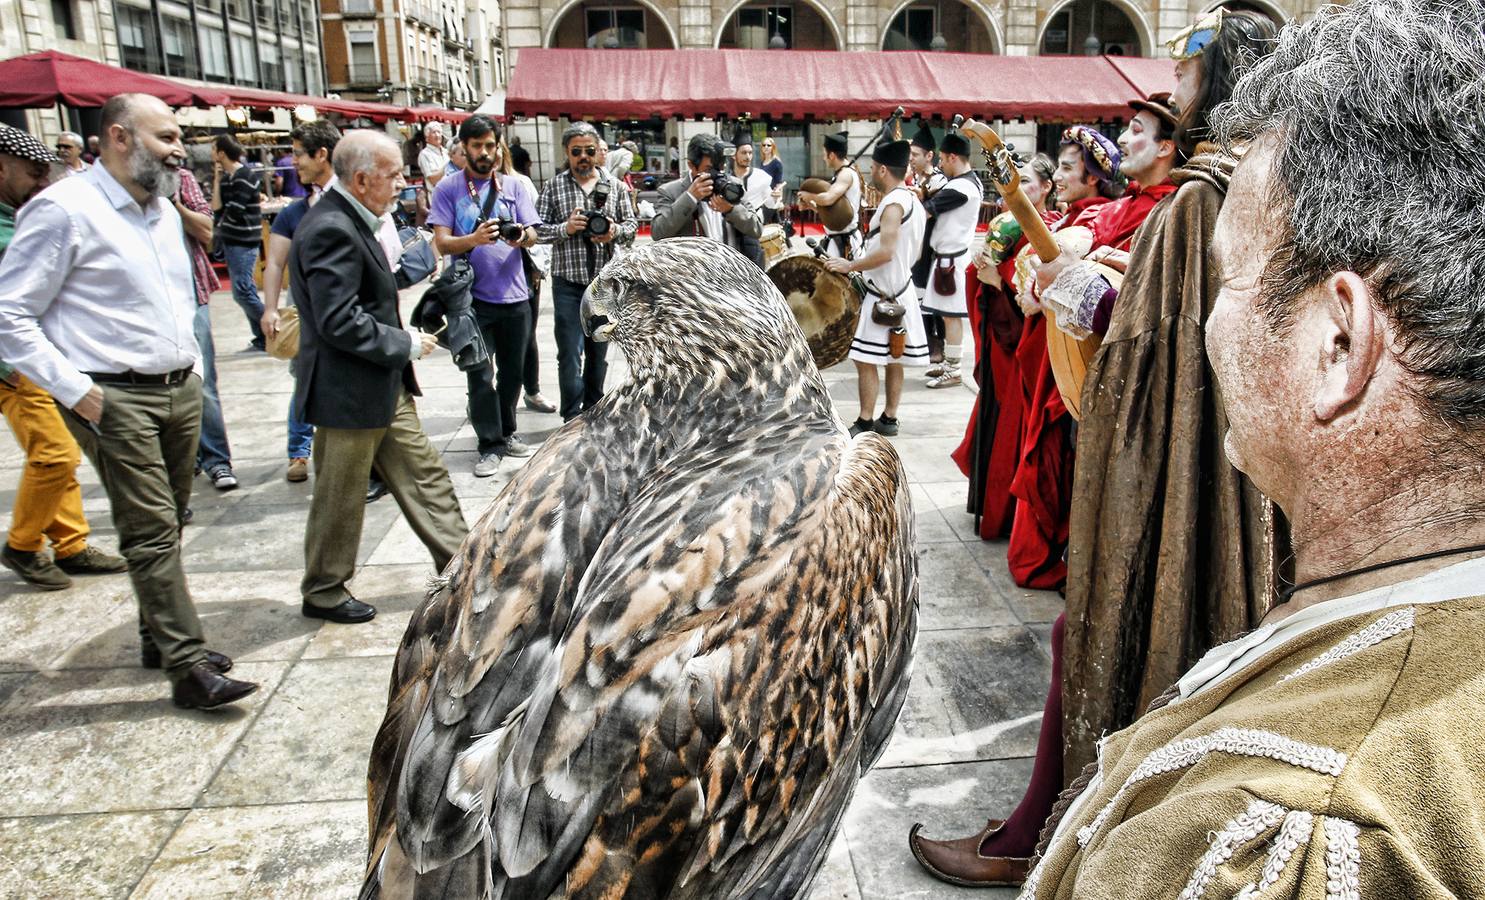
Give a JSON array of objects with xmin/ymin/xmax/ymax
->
[{"xmin": 582, "ymin": 238, "xmax": 815, "ymax": 387}]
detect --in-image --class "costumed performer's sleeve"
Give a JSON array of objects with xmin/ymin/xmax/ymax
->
[
  {"xmin": 923, "ymin": 188, "xmax": 970, "ymax": 217},
  {"xmin": 1039, "ymin": 259, "xmax": 1112, "ymax": 340}
]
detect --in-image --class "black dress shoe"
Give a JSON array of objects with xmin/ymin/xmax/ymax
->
[
  {"xmin": 142, "ymin": 646, "xmax": 233, "ymax": 673},
  {"xmin": 171, "ymin": 661, "xmax": 259, "ymax": 709},
  {"xmin": 364, "ymin": 477, "xmax": 390, "ymax": 504},
  {"xmin": 302, "ymin": 596, "xmax": 377, "ymax": 624}
]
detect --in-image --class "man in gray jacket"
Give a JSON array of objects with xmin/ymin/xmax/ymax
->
[{"xmin": 650, "ymin": 134, "xmax": 763, "ymax": 265}]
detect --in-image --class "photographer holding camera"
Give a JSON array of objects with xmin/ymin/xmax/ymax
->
[
  {"xmin": 534, "ymin": 123, "xmax": 636, "ymax": 422},
  {"xmin": 429, "ymin": 114, "xmax": 542, "ymax": 475},
  {"xmin": 651, "ymin": 134, "xmax": 763, "ymax": 267}
]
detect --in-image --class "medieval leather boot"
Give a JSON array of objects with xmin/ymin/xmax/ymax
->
[{"xmin": 908, "ymin": 820, "xmax": 1033, "ymax": 888}]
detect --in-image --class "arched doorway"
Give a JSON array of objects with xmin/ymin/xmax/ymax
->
[
  {"xmin": 882, "ymin": 0, "xmax": 997, "ymax": 53},
  {"xmin": 1040, "ymin": 0, "xmax": 1148, "ymax": 57},
  {"xmin": 545, "ymin": 0, "xmax": 678, "ymax": 49},
  {"xmin": 1204, "ymin": 0, "xmax": 1287, "ymax": 25},
  {"xmin": 716, "ymin": 2, "xmax": 842, "ymax": 50}
]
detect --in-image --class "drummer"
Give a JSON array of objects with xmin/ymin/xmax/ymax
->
[
  {"xmin": 797, "ymin": 131, "xmax": 862, "ymax": 260},
  {"xmin": 826, "ymin": 139, "xmax": 928, "ymax": 437},
  {"xmin": 918, "ymin": 128, "xmax": 985, "ymax": 389}
]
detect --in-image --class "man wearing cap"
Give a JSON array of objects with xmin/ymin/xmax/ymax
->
[
  {"xmin": 651, "ymin": 133, "xmax": 764, "ymax": 261},
  {"xmin": 0, "ymin": 125, "xmax": 127, "ymax": 592},
  {"xmin": 827, "ymin": 139, "xmax": 927, "ymax": 435},
  {"xmin": 797, "ymin": 131, "xmax": 862, "ymax": 260},
  {"xmin": 916, "ymin": 128, "xmax": 984, "ymax": 390},
  {"xmin": 0, "ymin": 95, "xmax": 259, "ymax": 709}
]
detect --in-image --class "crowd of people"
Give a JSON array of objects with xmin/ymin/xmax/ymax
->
[{"xmin": 1, "ymin": 0, "xmax": 1483, "ymax": 893}]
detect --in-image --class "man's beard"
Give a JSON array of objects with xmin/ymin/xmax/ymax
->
[
  {"xmin": 469, "ymin": 157, "xmax": 495, "ymax": 175},
  {"xmin": 129, "ymin": 140, "xmax": 180, "ymax": 198}
]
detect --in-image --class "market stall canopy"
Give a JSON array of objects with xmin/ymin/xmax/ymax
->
[
  {"xmin": 0, "ymin": 50, "xmax": 230, "ymax": 108},
  {"xmin": 212, "ymin": 85, "xmax": 413, "ymax": 123},
  {"xmin": 506, "ymin": 49, "xmax": 1175, "ymax": 122},
  {"xmin": 1106, "ymin": 56, "xmax": 1183, "ymax": 103}
]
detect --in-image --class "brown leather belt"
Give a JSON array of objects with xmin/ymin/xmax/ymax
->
[{"xmin": 85, "ymin": 368, "xmax": 193, "ymax": 386}]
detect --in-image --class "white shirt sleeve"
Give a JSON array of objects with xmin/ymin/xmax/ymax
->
[
  {"xmin": 418, "ymin": 147, "xmax": 445, "ymax": 180},
  {"xmin": 0, "ymin": 199, "xmax": 94, "ymax": 407}
]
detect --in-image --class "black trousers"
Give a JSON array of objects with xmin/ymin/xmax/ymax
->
[{"xmin": 466, "ymin": 300, "xmax": 531, "ymax": 455}]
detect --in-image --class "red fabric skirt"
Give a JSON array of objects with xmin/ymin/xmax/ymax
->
[{"xmin": 1006, "ymin": 314, "xmax": 1075, "ymax": 589}]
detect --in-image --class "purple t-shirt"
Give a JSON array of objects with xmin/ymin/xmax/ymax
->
[
  {"xmin": 428, "ymin": 170, "xmax": 540, "ymax": 305},
  {"xmin": 275, "ymin": 154, "xmax": 308, "ymax": 198}
]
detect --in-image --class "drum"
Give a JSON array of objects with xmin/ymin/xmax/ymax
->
[
  {"xmin": 766, "ymin": 251, "xmax": 863, "ymax": 371},
  {"xmin": 761, "ymin": 224, "xmax": 787, "ymax": 265}
]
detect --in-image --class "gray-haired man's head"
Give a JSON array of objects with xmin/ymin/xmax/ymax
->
[
  {"xmin": 98, "ymin": 93, "xmax": 185, "ymax": 200},
  {"xmin": 1205, "ymin": 0, "xmax": 1485, "ymax": 515},
  {"xmin": 333, "ymin": 129, "xmax": 404, "ymax": 215},
  {"xmin": 563, "ymin": 122, "xmax": 600, "ymax": 176}
]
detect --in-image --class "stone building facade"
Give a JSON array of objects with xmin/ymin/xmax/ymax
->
[{"xmin": 320, "ymin": 0, "xmax": 503, "ymax": 110}]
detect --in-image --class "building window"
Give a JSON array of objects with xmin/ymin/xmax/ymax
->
[
  {"xmin": 884, "ymin": 6, "xmax": 936, "ymax": 50},
  {"xmin": 198, "ymin": 0, "xmax": 222, "ymax": 13},
  {"xmin": 733, "ymin": 6, "xmax": 790, "ymax": 50},
  {"xmin": 299, "ymin": 0, "xmax": 315, "ymax": 32},
  {"xmin": 584, "ymin": 7, "xmax": 645, "ymax": 48},
  {"xmin": 284, "ymin": 47, "xmax": 302, "ymax": 91},
  {"xmin": 116, "ymin": 6, "xmax": 162, "ymax": 74},
  {"xmin": 227, "ymin": 0, "xmax": 250, "ymax": 20},
  {"xmin": 304, "ymin": 51, "xmax": 323, "ymax": 93},
  {"xmin": 231, "ymin": 31, "xmax": 258, "ymax": 81},
  {"xmin": 199, "ymin": 23, "xmax": 229, "ymax": 78},
  {"xmin": 261, "ymin": 42, "xmax": 283, "ymax": 88},
  {"xmin": 162, "ymin": 15, "xmax": 200, "ymax": 78},
  {"xmin": 257, "ymin": 0, "xmax": 277, "ymax": 26},
  {"xmin": 348, "ymin": 34, "xmax": 378, "ymax": 83},
  {"xmin": 52, "ymin": 0, "xmax": 77, "ymax": 40}
]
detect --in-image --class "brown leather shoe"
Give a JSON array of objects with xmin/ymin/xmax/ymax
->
[
  {"xmin": 171, "ymin": 660, "xmax": 259, "ymax": 710},
  {"xmin": 908, "ymin": 820, "xmax": 1032, "ymax": 888}
]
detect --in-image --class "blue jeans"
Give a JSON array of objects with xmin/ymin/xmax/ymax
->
[
  {"xmin": 552, "ymin": 276, "xmax": 609, "ymax": 421},
  {"xmin": 287, "ymin": 392, "xmax": 314, "ymax": 459},
  {"xmin": 222, "ymin": 243, "xmax": 266, "ymax": 348},
  {"xmin": 193, "ymin": 303, "xmax": 232, "ymax": 472}
]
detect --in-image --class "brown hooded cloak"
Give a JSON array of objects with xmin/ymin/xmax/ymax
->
[{"xmin": 1060, "ymin": 152, "xmax": 1287, "ymax": 778}]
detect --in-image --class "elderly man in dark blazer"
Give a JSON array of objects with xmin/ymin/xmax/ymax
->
[
  {"xmin": 291, "ymin": 129, "xmax": 467, "ymax": 624},
  {"xmin": 651, "ymin": 134, "xmax": 764, "ymax": 266}
]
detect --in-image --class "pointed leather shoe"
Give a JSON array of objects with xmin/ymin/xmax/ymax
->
[
  {"xmin": 908, "ymin": 820, "xmax": 1032, "ymax": 888},
  {"xmin": 142, "ymin": 646, "xmax": 232, "ymax": 673},
  {"xmin": 301, "ymin": 596, "xmax": 377, "ymax": 624},
  {"xmin": 171, "ymin": 661, "xmax": 259, "ymax": 710}
]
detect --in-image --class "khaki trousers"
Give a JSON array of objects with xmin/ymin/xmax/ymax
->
[
  {"xmin": 62, "ymin": 376, "xmax": 207, "ymax": 679},
  {"xmin": 302, "ymin": 391, "xmax": 467, "ymax": 608},
  {"xmin": 0, "ymin": 374, "xmax": 89, "ymax": 558}
]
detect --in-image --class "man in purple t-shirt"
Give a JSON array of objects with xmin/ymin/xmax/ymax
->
[{"xmin": 428, "ymin": 115, "xmax": 542, "ymax": 475}]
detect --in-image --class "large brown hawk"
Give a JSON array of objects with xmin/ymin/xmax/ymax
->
[{"xmin": 363, "ymin": 238, "xmax": 919, "ymax": 899}]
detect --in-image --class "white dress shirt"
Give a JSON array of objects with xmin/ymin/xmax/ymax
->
[
  {"xmin": 741, "ymin": 166, "xmax": 772, "ymax": 213},
  {"xmin": 0, "ymin": 163, "xmax": 199, "ymax": 407}
]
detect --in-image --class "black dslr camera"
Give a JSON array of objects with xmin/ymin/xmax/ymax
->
[
  {"xmin": 706, "ymin": 140, "xmax": 746, "ymax": 205},
  {"xmin": 581, "ymin": 181, "xmax": 612, "ymax": 237},
  {"xmin": 491, "ymin": 219, "xmax": 525, "ymax": 242}
]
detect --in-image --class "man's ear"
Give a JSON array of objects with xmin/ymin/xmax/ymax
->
[
  {"xmin": 1158, "ymin": 138, "xmax": 1178, "ymax": 162},
  {"xmin": 1314, "ymin": 272, "xmax": 1387, "ymax": 422}
]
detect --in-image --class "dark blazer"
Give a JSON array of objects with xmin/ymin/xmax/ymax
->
[
  {"xmin": 289, "ymin": 188, "xmax": 418, "ymax": 429},
  {"xmin": 649, "ymin": 175, "xmax": 765, "ymax": 267}
]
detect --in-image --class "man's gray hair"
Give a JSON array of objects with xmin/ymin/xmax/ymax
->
[
  {"xmin": 424, "ymin": 122, "xmax": 444, "ymax": 139},
  {"xmin": 1213, "ymin": 0, "xmax": 1485, "ymax": 428},
  {"xmin": 561, "ymin": 121, "xmax": 599, "ymax": 148},
  {"xmin": 332, "ymin": 129, "xmax": 401, "ymax": 182},
  {"xmin": 59, "ymin": 131, "xmax": 83, "ymax": 146}
]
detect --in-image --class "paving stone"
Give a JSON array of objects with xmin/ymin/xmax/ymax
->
[
  {"xmin": 877, "ymin": 627, "xmax": 1048, "ymax": 768},
  {"xmin": 203, "ymin": 656, "xmax": 394, "ymax": 807},
  {"xmin": 0, "ymin": 578, "xmax": 139, "ymax": 673},
  {"xmin": 0, "ymin": 661, "xmax": 289, "ymax": 816},
  {"xmin": 181, "ymin": 501, "xmax": 398, "ymax": 573},
  {"xmin": 0, "ymin": 809, "xmax": 184, "ymax": 899},
  {"xmin": 300, "ymin": 564, "xmax": 434, "ymax": 660},
  {"xmin": 915, "ymin": 542, "xmax": 1020, "ymax": 632},
  {"xmin": 129, "ymin": 800, "xmax": 365, "ymax": 899}
]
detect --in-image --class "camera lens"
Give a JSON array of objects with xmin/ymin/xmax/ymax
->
[
  {"xmin": 585, "ymin": 212, "xmax": 611, "ymax": 236},
  {"xmin": 498, "ymin": 221, "xmax": 524, "ymax": 242}
]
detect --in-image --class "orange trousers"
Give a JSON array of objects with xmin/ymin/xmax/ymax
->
[{"xmin": 0, "ymin": 374, "xmax": 88, "ymax": 557}]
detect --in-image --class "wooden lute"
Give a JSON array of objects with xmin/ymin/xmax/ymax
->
[{"xmin": 962, "ymin": 118, "xmax": 1108, "ymax": 421}]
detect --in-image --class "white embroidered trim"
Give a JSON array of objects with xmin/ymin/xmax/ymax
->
[
  {"xmin": 1075, "ymin": 728, "xmax": 1347, "ymax": 849},
  {"xmin": 1016, "ymin": 855, "xmax": 1047, "ymax": 900},
  {"xmin": 1178, "ymin": 799, "xmax": 1288, "ymax": 900},
  {"xmin": 1280, "ymin": 607, "xmax": 1415, "ymax": 683},
  {"xmin": 1040, "ymin": 260, "xmax": 1100, "ymax": 339},
  {"xmin": 1233, "ymin": 809, "xmax": 1314, "ymax": 899},
  {"xmin": 1323, "ymin": 817, "xmax": 1362, "ymax": 900}
]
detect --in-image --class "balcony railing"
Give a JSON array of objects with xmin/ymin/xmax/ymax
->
[
  {"xmin": 341, "ymin": 0, "xmax": 375, "ymax": 15},
  {"xmin": 344, "ymin": 62, "xmax": 383, "ymax": 85}
]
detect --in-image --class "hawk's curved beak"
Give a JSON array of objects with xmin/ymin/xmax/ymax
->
[{"xmin": 581, "ymin": 286, "xmax": 616, "ymax": 342}]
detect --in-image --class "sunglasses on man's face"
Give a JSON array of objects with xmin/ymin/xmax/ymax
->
[
  {"xmin": 570, "ymin": 146, "xmax": 598, "ymax": 157},
  {"xmin": 56, "ymin": 144, "xmax": 77, "ymax": 151}
]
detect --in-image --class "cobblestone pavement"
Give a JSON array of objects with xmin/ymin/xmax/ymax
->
[{"xmin": 0, "ymin": 267, "xmax": 1061, "ymax": 899}]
